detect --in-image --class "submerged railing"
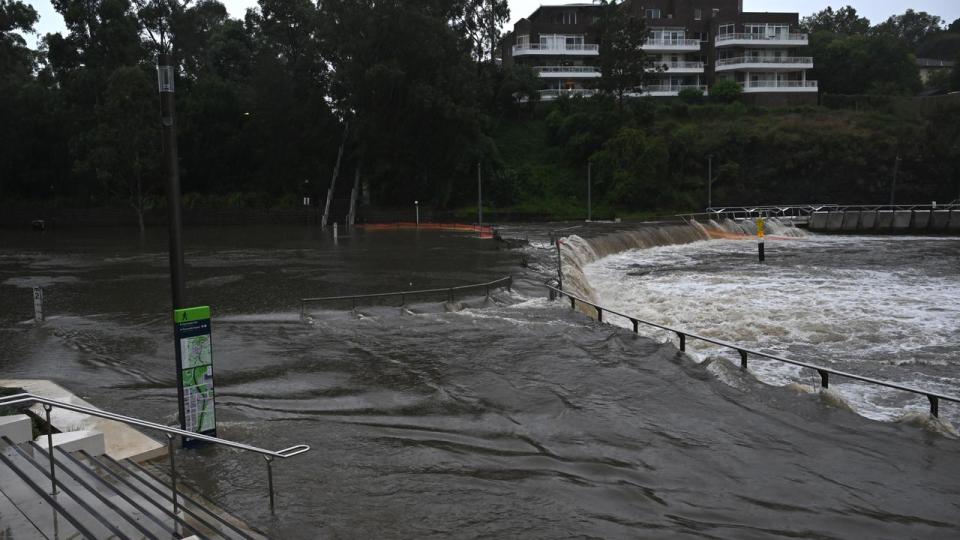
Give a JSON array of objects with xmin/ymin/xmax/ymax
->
[
  {"xmin": 544, "ymin": 283, "xmax": 959, "ymax": 418},
  {"xmin": 0, "ymin": 393, "xmax": 309, "ymax": 515},
  {"xmin": 300, "ymin": 276, "xmax": 513, "ymax": 317}
]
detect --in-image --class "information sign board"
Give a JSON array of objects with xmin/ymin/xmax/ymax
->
[{"xmin": 173, "ymin": 306, "xmax": 217, "ymax": 442}]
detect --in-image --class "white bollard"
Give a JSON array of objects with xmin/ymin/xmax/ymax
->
[{"xmin": 33, "ymin": 287, "xmax": 44, "ymax": 322}]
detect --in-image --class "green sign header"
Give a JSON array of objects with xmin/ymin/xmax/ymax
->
[{"xmin": 174, "ymin": 306, "xmax": 211, "ymax": 323}]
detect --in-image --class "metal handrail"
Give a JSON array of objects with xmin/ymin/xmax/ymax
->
[
  {"xmin": 543, "ymin": 284, "xmax": 959, "ymax": 418},
  {"xmin": 300, "ymin": 275, "xmax": 513, "ymax": 317},
  {"xmin": 0, "ymin": 392, "xmax": 309, "ymax": 515}
]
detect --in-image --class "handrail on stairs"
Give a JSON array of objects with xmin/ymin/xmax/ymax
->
[{"xmin": 0, "ymin": 392, "xmax": 309, "ymax": 516}]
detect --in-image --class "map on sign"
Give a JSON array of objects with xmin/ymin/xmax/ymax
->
[
  {"xmin": 179, "ymin": 335, "xmax": 215, "ymax": 432},
  {"xmin": 174, "ymin": 306, "xmax": 217, "ymax": 440}
]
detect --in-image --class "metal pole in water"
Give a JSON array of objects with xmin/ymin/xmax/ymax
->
[
  {"xmin": 33, "ymin": 287, "xmax": 44, "ymax": 323},
  {"xmin": 477, "ymin": 161, "xmax": 483, "ymax": 235},
  {"xmin": 757, "ymin": 217, "xmax": 766, "ymax": 263},
  {"xmin": 890, "ymin": 153, "xmax": 901, "ymax": 206},
  {"xmin": 556, "ymin": 239, "xmax": 563, "ymax": 291},
  {"xmin": 707, "ymin": 154, "xmax": 713, "ymax": 210}
]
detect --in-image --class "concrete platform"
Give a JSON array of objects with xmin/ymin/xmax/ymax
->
[
  {"xmin": 859, "ymin": 211, "xmax": 877, "ymax": 230},
  {"xmin": 950, "ymin": 210, "xmax": 960, "ymax": 231},
  {"xmin": 0, "ymin": 379, "xmax": 166, "ymax": 462},
  {"xmin": 37, "ymin": 430, "xmax": 106, "ymax": 456},
  {"xmin": 809, "ymin": 212, "xmax": 828, "ymax": 230},
  {"xmin": 875, "ymin": 211, "xmax": 895, "ymax": 231},
  {"xmin": 841, "ymin": 212, "xmax": 861, "ymax": 231},
  {"xmin": 826, "ymin": 212, "xmax": 845, "ymax": 231},
  {"xmin": 930, "ymin": 210, "xmax": 950, "ymax": 230},
  {"xmin": 0, "ymin": 415, "xmax": 32, "ymax": 444},
  {"xmin": 912, "ymin": 210, "xmax": 931, "ymax": 230},
  {"xmin": 892, "ymin": 210, "xmax": 912, "ymax": 229}
]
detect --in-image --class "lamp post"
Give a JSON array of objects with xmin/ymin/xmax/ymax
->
[
  {"xmin": 587, "ymin": 161, "xmax": 592, "ymax": 222},
  {"xmin": 890, "ymin": 153, "xmax": 901, "ymax": 206},
  {"xmin": 415, "ymin": 200, "xmax": 420, "ymax": 226},
  {"xmin": 477, "ymin": 161, "xmax": 483, "ymax": 234},
  {"xmin": 158, "ymin": 53, "xmax": 185, "ymax": 311},
  {"xmin": 707, "ymin": 154, "xmax": 714, "ymax": 211}
]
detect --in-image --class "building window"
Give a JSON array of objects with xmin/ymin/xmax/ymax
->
[
  {"xmin": 694, "ymin": 9, "xmax": 702, "ymax": 20},
  {"xmin": 563, "ymin": 11, "xmax": 577, "ymax": 25},
  {"xmin": 516, "ymin": 34, "xmax": 529, "ymax": 47},
  {"xmin": 645, "ymin": 9, "xmax": 661, "ymax": 19},
  {"xmin": 718, "ymin": 24, "xmax": 735, "ymax": 36},
  {"xmin": 712, "ymin": 9, "xmax": 720, "ymax": 17}
]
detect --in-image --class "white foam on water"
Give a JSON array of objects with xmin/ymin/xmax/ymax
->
[{"xmin": 583, "ymin": 234, "xmax": 960, "ymax": 423}]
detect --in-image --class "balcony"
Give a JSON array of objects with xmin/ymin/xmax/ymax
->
[
  {"xmin": 512, "ymin": 43, "xmax": 600, "ymax": 56},
  {"xmin": 533, "ymin": 66, "xmax": 602, "ymax": 78},
  {"xmin": 647, "ymin": 61, "xmax": 705, "ymax": 74},
  {"xmin": 741, "ymin": 80, "xmax": 819, "ymax": 93},
  {"xmin": 715, "ymin": 56, "xmax": 814, "ymax": 72},
  {"xmin": 715, "ymin": 33, "xmax": 809, "ymax": 47},
  {"xmin": 641, "ymin": 38, "xmax": 701, "ymax": 52},
  {"xmin": 643, "ymin": 85, "xmax": 708, "ymax": 97},
  {"xmin": 538, "ymin": 88, "xmax": 599, "ymax": 101}
]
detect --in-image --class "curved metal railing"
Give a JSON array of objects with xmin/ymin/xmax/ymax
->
[
  {"xmin": 300, "ymin": 275, "xmax": 513, "ymax": 317},
  {"xmin": 0, "ymin": 393, "xmax": 309, "ymax": 515},
  {"xmin": 544, "ymin": 284, "xmax": 960, "ymax": 418}
]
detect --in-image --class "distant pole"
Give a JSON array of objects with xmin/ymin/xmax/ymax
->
[
  {"xmin": 707, "ymin": 154, "xmax": 714, "ymax": 211},
  {"xmin": 587, "ymin": 162, "xmax": 592, "ymax": 222},
  {"xmin": 158, "ymin": 53, "xmax": 185, "ymax": 310},
  {"xmin": 890, "ymin": 153, "xmax": 901, "ymax": 206},
  {"xmin": 757, "ymin": 217, "xmax": 766, "ymax": 263},
  {"xmin": 415, "ymin": 200, "xmax": 420, "ymax": 226},
  {"xmin": 477, "ymin": 161, "xmax": 483, "ymax": 233}
]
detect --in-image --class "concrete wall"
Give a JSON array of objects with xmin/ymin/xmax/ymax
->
[{"xmin": 808, "ymin": 209, "xmax": 959, "ymax": 234}]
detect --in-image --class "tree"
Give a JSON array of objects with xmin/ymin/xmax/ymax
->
[
  {"xmin": 592, "ymin": 127, "xmax": 670, "ymax": 208},
  {"xmin": 678, "ymin": 87, "xmax": 704, "ymax": 104},
  {"xmin": 953, "ymin": 52, "xmax": 960, "ymax": 91},
  {"xmin": 598, "ymin": 0, "xmax": 647, "ymax": 111},
  {"xmin": 813, "ymin": 34, "xmax": 921, "ymax": 95},
  {"xmin": 872, "ymin": 10, "xmax": 943, "ymax": 51},
  {"xmin": 800, "ymin": 6, "xmax": 870, "ymax": 36},
  {"xmin": 710, "ymin": 79, "xmax": 742, "ymax": 103}
]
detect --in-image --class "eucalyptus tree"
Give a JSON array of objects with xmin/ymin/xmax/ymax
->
[{"xmin": 597, "ymin": 0, "xmax": 648, "ymax": 111}]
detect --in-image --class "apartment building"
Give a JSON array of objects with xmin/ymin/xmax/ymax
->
[{"xmin": 501, "ymin": 0, "xmax": 816, "ymax": 104}]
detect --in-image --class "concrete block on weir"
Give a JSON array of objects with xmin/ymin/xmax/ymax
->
[
  {"xmin": 826, "ymin": 212, "xmax": 845, "ymax": 231},
  {"xmin": 36, "ymin": 430, "xmax": 106, "ymax": 456},
  {"xmin": 912, "ymin": 210, "xmax": 931, "ymax": 230},
  {"xmin": 841, "ymin": 211, "xmax": 861, "ymax": 231},
  {"xmin": 876, "ymin": 211, "xmax": 895, "ymax": 231},
  {"xmin": 809, "ymin": 212, "xmax": 829, "ymax": 231},
  {"xmin": 930, "ymin": 210, "xmax": 950, "ymax": 230},
  {"xmin": 859, "ymin": 211, "xmax": 878, "ymax": 230},
  {"xmin": 949, "ymin": 210, "xmax": 960, "ymax": 231},
  {"xmin": 0, "ymin": 415, "xmax": 32, "ymax": 444},
  {"xmin": 892, "ymin": 211, "xmax": 912, "ymax": 229}
]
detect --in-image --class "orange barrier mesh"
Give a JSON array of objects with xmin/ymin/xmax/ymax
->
[{"xmin": 356, "ymin": 222, "xmax": 495, "ymax": 238}]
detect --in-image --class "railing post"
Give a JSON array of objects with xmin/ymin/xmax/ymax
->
[
  {"xmin": 43, "ymin": 404, "xmax": 57, "ymax": 495},
  {"xmin": 632, "ymin": 319, "xmax": 639, "ymax": 333},
  {"xmin": 676, "ymin": 332, "xmax": 686, "ymax": 352},
  {"xmin": 739, "ymin": 350, "xmax": 748, "ymax": 370},
  {"xmin": 507, "ymin": 276, "xmax": 512, "ymax": 292},
  {"xmin": 596, "ymin": 307, "xmax": 603, "ymax": 323},
  {"xmin": 570, "ymin": 297, "xmax": 576, "ymax": 310},
  {"xmin": 167, "ymin": 434, "xmax": 178, "ymax": 516},
  {"xmin": 352, "ymin": 297, "xmax": 357, "ymax": 311},
  {"xmin": 265, "ymin": 456, "xmax": 276, "ymax": 514},
  {"xmin": 818, "ymin": 370, "xmax": 829, "ymax": 389},
  {"xmin": 928, "ymin": 395, "xmax": 939, "ymax": 418},
  {"xmin": 448, "ymin": 288, "xmax": 454, "ymax": 303}
]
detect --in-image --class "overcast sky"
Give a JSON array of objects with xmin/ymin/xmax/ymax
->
[{"xmin": 23, "ymin": 0, "xmax": 960, "ymax": 45}]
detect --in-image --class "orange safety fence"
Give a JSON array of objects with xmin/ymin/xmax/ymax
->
[{"xmin": 356, "ymin": 222, "xmax": 495, "ymax": 238}]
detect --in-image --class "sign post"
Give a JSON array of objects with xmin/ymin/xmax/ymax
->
[
  {"xmin": 33, "ymin": 287, "xmax": 43, "ymax": 322},
  {"xmin": 757, "ymin": 218, "xmax": 766, "ymax": 263},
  {"xmin": 173, "ymin": 306, "xmax": 217, "ymax": 444}
]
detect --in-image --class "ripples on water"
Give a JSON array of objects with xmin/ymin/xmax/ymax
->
[{"xmin": 1, "ymin": 227, "xmax": 959, "ymax": 538}]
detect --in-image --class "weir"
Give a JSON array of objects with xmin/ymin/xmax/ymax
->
[{"xmin": 807, "ymin": 203, "xmax": 960, "ymax": 233}]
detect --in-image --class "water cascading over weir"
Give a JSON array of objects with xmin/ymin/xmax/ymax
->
[{"xmin": 558, "ymin": 218, "xmax": 806, "ymax": 303}]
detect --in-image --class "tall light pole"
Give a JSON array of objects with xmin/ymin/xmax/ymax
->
[
  {"xmin": 477, "ymin": 161, "xmax": 483, "ymax": 232},
  {"xmin": 158, "ymin": 53, "xmax": 185, "ymax": 310},
  {"xmin": 707, "ymin": 154, "xmax": 714, "ymax": 211},
  {"xmin": 890, "ymin": 153, "xmax": 901, "ymax": 206},
  {"xmin": 415, "ymin": 200, "xmax": 420, "ymax": 226},
  {"xmin": 587, "ymin": 161, "xmax": 592, "ymax": 222}
]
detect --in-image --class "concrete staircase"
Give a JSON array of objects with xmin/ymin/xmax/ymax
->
[{"xmin": 0, "ymin": 428, "xmax": 265, "ymax": 539}]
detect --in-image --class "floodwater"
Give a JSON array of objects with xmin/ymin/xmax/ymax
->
[{"xmin": 1, "ymin": 226, "xmax": 959, "ymax": 538}]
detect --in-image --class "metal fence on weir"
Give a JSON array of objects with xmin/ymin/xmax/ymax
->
[
  {"xmin": 300, "ymin": 276, "xmax": 513, "ymax": 317},
  {"xmin": 545, "ymin": 282, "xmax": 959, "ymax": 419}
]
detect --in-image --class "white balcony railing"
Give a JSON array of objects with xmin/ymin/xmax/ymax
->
[
  {"xmin": 513, "ymin": 43, "xmax": 600, "ymax": 56},
  {"xmin": 642, "ymin": 38, "xmax": 701, "ymax": 51},
  {"xmin": 716, "ymin": 33, "xmax": 808, "ymax": 46},
  {"xmin": 647, "ymin": 61, "xmax": 705, "ymax": 72},
  {"xmin": 643, "ymin": 85, "xmax": 708, "ymax": 95},
  {"xmin": 533, "ymin": 66, "xmax": 602, "ymax": 77},
  {"xmin": 741, "ymin": 80, "xmax": 819, "ymax": 92},
  {"xmin": 716, "ymin": 56, "xmax": 814, "ymax": 71},
  {"xmin": 538, "ymin": 88, "xmax": 599, "ymax": 100}
]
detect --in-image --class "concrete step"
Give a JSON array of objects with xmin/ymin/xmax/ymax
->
[{"xmin": 0, "ymin": 414, "xmax": 32, "ymax": 445}]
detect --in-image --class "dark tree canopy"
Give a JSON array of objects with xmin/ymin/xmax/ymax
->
[
  {"xmin": 800, "ymin": 6, "xmax": 870, "ymax": 36},
  {"xmin": 598, "ymin": 0, "xmax": 648, "ymax": 110}
]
